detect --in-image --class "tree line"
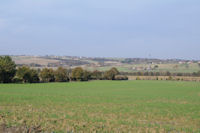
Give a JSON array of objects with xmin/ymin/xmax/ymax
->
[
  {"xmin": 0, "ymin": 56, "xmax": 128, "ymax": 83},
  {"xmin": 120, "ymin": 71, "xmax": 200, "ymax": 77},
  {"xmin": 1, "ymin": 56, "xmax": 199, "ymax": 83}
]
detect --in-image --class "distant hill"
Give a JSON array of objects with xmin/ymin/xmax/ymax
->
[{"xmin": 10, "ymin": 55, "xmax": 200, "ymax": 73}]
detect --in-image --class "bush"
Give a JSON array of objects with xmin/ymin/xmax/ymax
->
[
  {"xmin": 167, "ymin": 76, "xmax": 173, "ymax": 81},
  {"xmin": 114, "ymin": 75, "xmax": 128, "ymax": 80},
  {"xmin": 136, "ymin": 77, "xmax": 141, "ymax": 80},
  {"xmin": 13, "ymin": 77, "xmax": 23, "ymax": 83}
]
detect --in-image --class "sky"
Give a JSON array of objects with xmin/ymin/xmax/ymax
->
[{"xmin": 0, "ymin": 0, "xmax": 200, "ymax": 60}]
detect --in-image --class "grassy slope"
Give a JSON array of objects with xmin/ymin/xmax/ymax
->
[{"xmin": 0, "ymin": 81, "xmax": 200, "ymax": 132}]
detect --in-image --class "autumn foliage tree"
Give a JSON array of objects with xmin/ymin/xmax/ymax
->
[
  {"xmin": 54, "ymin": 67, "xmax": 69, "ymax": 82},
  {"xmin": 104, "ymin": 67, "xmax": 119, "ymax": 80},
  {"xmin": 71, "ymin": 67, "xmax": 84, "ymax": 81},
  {"xmin": 71, "ymin": 67, "xmax": 91, "ymax": 81},
  {"xmin": 91, "ymin": 70, "xmax": 102, "ymax": 80},
  {"xmin": 40, "ymin": 68, "xmax": 55, "ymax": 82},
  {"xmin": 82, "ymin": 70, "xmax": 91, "ymax": 81}
]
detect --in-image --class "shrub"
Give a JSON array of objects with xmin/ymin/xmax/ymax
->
[
  {"xmin": 167, "ymin": 76, "xmax": 173, "ymax": 81},
  {"xmin": 13, "ymin": 77, "xmax": 23, "ymax": 83},
  {"xmin": 114, "ymin": 75, "xmax": 128, "ymax": 80},
  {"xmin": 136, "ymin": 77, "xmax": 141, "ymax": 80}
]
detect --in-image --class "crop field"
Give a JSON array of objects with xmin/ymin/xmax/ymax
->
[
  {"xmin": 86, "ymin": 63, "xmax": 200, "ymax": 73},
  {"xmin": 0, "ymin": 81, "xmax": 200, "ymax": 132}
]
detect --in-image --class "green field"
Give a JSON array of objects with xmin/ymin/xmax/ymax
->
[
  {"xmin": 86, "ymin": 63, "xmax": 200, "ymax": 73},
  {"xmin": 0, "ymin": 81, "xmax": 200, "ymax": 132}
]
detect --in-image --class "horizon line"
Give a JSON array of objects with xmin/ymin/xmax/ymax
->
[{"xmin": 1, "ymin": 54, "xmax": 200, "ymax": 61}]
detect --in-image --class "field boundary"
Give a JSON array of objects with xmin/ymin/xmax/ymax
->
[{"xmin": 128, "ymin": 76, "xmax": 200, "ymax": 82}]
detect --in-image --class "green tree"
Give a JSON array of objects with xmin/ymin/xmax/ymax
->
[
  {"xmin": 91, "ymin": 70, "xmax": 102, "ymax": 80},
  {"xmin": 54, "ymin": 67, "xmax": 69, "ymax": 82},
  {"xmin": 0, "ymin": 56, "xmax": 16, "ymax": 83},
  {"xmin": 82, "ymin": 70, "xmax": 91, "ymax": 81},
  {"xmin": 71, "ymin": 67, "xmax": 84, "ymax": 81},
  {"xmin": 16, "ymin": 66, "xmax": 39, "ymax": 83},
  {"xmin": 110, "ymin": 67, "xmax": 119, "ymax": 75},
  {"xmin": 104, "ymin": 67, "xmax": 119, "ymax": 80},
  {"xmin": 40, "ymin": 68, "xmax": 55, "ymax": 82}
]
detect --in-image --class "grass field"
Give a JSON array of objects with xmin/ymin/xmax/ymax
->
[{"xmin": 0, "ymin": 81, "xmax": 200, "ymax": 132}]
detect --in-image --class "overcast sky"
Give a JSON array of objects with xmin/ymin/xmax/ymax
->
[{"xmin": 0, "ymin": 0, "xmax": 200, "ymax": 59}]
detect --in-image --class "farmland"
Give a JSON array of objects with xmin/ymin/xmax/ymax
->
[
  {"xmin": 11, "ymin": 55, "xmax": 200, "ymax": 73},
  {"xmin": 0, "ymin": 81, "xmax": 200, "ymax": 132}
]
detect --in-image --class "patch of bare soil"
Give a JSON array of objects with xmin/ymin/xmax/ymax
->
[{"xmin": 0, "ymin": 124, "xmax": 43, "ymax": 133}]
